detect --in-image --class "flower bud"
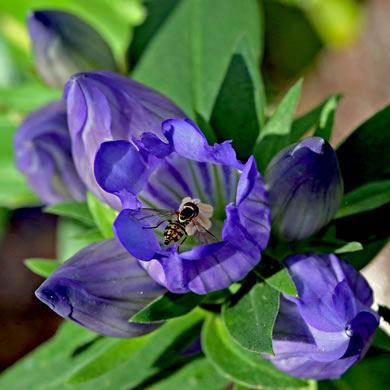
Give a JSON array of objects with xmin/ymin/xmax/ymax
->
[
  {"xmin": 64, "ymin": 71, "xmax": 186, "ymax": 210},
  {"xmin": 264, "ymin": 253, "xmax": 379, "ymax": 380},
  {"xmin": 27, "ymin": 10, "xmax": 118, "ymax": 88},
  {"xmin": 14, "ymin": 100, "xmax": 85, "ymax": 205},
  {"xmin": 264, "ymin": 137, "xmax": 343, "ymax": 241},
  {"xmin": 35, "ymin": 239, "xmax": 166, "ymax": 338}
]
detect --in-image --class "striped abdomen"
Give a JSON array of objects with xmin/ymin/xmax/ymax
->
[{"xmin": 164, "ymin": 222, "xmax": 186, "ymax": 245}]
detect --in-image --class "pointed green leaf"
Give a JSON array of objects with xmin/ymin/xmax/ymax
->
[
  {"xmin": 222, "ymin": 283, "xmax": 279, "ymax": 354},
  {"xmin": 313, "ymin": 93, "xmax": 341, "ymax": 141},
  {"xmin": 68, "ymin": 309, "xmax": 206, "ymax": 387},
  {"xmin": 337, "ymin": 104, "xmax": 390, "ymax": 192},
  {"xmin": 254, "ymin": 79, "xmax": 302, "ymax": 171},
  {"xmin": 202, "ymin": 315, "xmax": 308, "ymax": 389},
  {"xmin": 24, "ymin": 258, "xmax": 60, "ymax": 278},
  {"xmin": 144, "ymin": 358, "xmax": 229, "ymax": 390},
  {"xmin": 255, "ymin": 256, "xmax": 298, "ymax": 297},
  {"xmin": 130, "ymin": 292, "xmax": 204, "ymax": 323},
  {"xmin": 334, "ymin": 241, "xmax": 363, "ymax": 254},
  {"xmin": 372, "ymin": 328, "xmax": 390, "ymax": 352},
  {"xmin": 86, "ymin": 192, "xmax": 117, "ymax": 238},
  {"xmin": 290, "ymin": 93, "xmax": 342, "ymax": 142},
  {"xmin": 210, "ymin": 37, "xmax": 265, "ymax": 160},
  {"xmin": 44, "ymin": 201, "xmax": 95, "ymax": 227},
  {"xmin": 133, "ymin": 0, "xmax": 262, "ymax": 119},
  {"xmin": 335, "ymin": 180, "xmax": 390, "ymax": 219}
]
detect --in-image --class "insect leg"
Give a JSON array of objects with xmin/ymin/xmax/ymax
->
[
  {"xmin": 142, "ymin": 220, "xmax": 169, "ymax": 230},
  {"xmin": 177, "ymin": 230, "xmax": 188, "ymax": 253}
]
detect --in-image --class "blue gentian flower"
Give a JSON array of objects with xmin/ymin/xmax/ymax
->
[
  {"xmin": 14, "ymin": 100, "xmax": 85, "ymax": 204},
  {"xmin": 265, "ymin": 137, "xmax": 343, "ymax": 241},
  {"xmin": 28, "ymin": 10, "xmax": 118, "ymax": 88},
  {"xmin": 264, "ymin": 253, "xmax": 379, "ymax": 380},
  {"xmin": 93, "ymin": 118, "xmax": 271, "ymax": 294},
  {"xmin": 64, "ymin": 71, "xmax": 186, "ymax": 210},
  {"xmin": 35, "ymin": 239, "xmax": 166, "ymax": 338}
]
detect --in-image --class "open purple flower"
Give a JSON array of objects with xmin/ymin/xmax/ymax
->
[
  {"xmin": 64, "ymin": 71, "xmax": 186, "ymax": 210},
  {"xmin": 265, "ymin": 137, "xmax": 343, "ymax": 241},
  {"xmin": 28, "ymin": 10, "xmax": 118, "ymax": 88},
  {"xmin": 35, "ymin": 239, "xmax": 166, "ymax": 337},
  {"xmin": 14, "ymin": 100, "xmax": 85, "ymax": 204},
  {"xmin": 94, "ymin": 118, "xmax": 271, "ymax": 294},
  {"xmin": 265, "ymin": 253, "xmax": 379, "ymax": 380}
]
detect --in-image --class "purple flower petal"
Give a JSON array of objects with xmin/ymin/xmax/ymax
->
[
  {"xmin": 64, "ymin": 71, "xmax": 185, "ymax": 209},
  {"xmin": 14, "ymin": 100, "xmax": 85, "ymax": 204},
  {"xmin": 35, "ymin": 239, "xmax": 166, "ymax": 337},
  {"xmin": 28, "ymin": 11, "xmax": 117, "ymax": 88},
  {"xmin": 265, "ymin": 137, "xmax": 343, "ymax": 241},
  {"xmin": 162, "ymin": 118, "xmax": 242, "ymax": 169},
  {"xmin": 94, "ymin": 141, "xmax": 152, "ymax": 209},
  {"xmin": 266, "ymin": 253, "xmax": 379, "ymax": 380},
  {"xmin": 113, "ymin": 209, "xmax": 161, "ymax": 261}
]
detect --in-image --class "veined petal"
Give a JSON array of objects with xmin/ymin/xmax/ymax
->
[
  {"xmin": 265, "ymin": 137, "xmax": 343, "ymax": 241},
  {"xmin": 266, "ymin": 253, "xmax": 379, "ymax": 380},
  {"xmin": 94, "ymin": 141, "xmax": 151, "ymax": 209},
  {"xmin": 28, "ymin": 10, "xmax": 117, "ymax": 88},
  {"xmin": 35, "ymin": 239, "xmax": 166, "ymax": 337},
  {"xmin": 64, "ymin": 71, "xmax": 185, "ymax": 209},
  {"xmin": 14, "ymin": 100, "xmax": 85, "ymax": 204}
]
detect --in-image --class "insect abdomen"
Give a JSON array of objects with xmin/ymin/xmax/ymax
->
[{"xmin": 164, "ymin": 222, "xmax": 186, "ymax": 245}]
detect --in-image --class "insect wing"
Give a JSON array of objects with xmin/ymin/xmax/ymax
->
[
  {"xmin": 191, "ymin": 219, "xmax": 219, "ymax": 244},
  {"xmin": 128, "ymin": 208, "xmax": 177, "ymax": 228}
]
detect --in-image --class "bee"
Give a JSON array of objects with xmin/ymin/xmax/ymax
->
[{"xmin": 133, "ymin": 198, "xmax": 217, "ymax": 251}]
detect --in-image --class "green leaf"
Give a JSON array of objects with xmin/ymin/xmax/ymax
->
[
  {"xmin": 337, "ymin": 104, "xmax": 390, "ymax": 192},
  {"xmin": 255, "ymin": 256, "xmax": 298, "ymax": 297},
  {"xmin": 372, "ymin": 328, "xmax": 390, "ymax": 352},
  {"xmin": 0, "ymin": 321, "xmax": 102, "ymax": 390},
  {"xmin": 202, "ymin": 315, "xmax": 308, "ymax": 389},
  {"xmin": 86, "ymin": 192, "xmax": 117, "ymax": 238},
  {"xmin": 24, "ymin": 258, "xmax": 60, "ymax": 277},
  {"xmin": 290, "ymin": 94, "xmax": 342, "ymax": 142},
  {"xmin": 132, "ymin": 0, "xmax": 262, "ymax": 119},
  {"xmin": 67, "ymin": 334, "xmax": 153, "ymax": 385},
  {"xmin": 335, "ymin": 180, "xmax": 390, "ymax": 219},
  {"xmin": 130, "ymin": 292, "xmax": 204, "ymax": 323},
  {"xmin": 313, "ymin": 94, "xmax": 341, "ymax": 141},
  {"xmin": 68, "ymin": 309, "xmax": 206, "ymax": 387},
  {"xmin": 254, "ymin": 79, "xmax": 302, "ymax": 171},
  {"xmin": 44, "ymin": 201, "xmax": 95, "ymax": 226},
  {"xmin": 320, "ymin": 354, "xmax": 390, "ymax": 390},
  {"xmin": 73, "ymin": 228, "xmax": 105, "ymax": 244},
  {"xmin": 334, "ymin": 241, "xmax": 363, "ymax": 254},
  {"xmin": 233, "ymin": 384, "xmax": 251, "ymax": 390},
  {"xmin": 0, "ymin": 82, "xmax": 61, "ymax": 113},
  {"xmin": 128, "ymin": 0, "xmax": 180, "ymax": 69},
  {"xmin": 56, "ymin": 218, "xmax": 96, "ymax": 262},
  {"xmin": 222, "ymin": 283, "xmax": 279, "ymax": 354},
  {"xmin": 209, "ymin": 37, "xmax": 265, "ymax": 160},
  {"xmin": 0, "ymin": 118, "xmax": 39, "ymax": 208},
  {"xmin": 144, "ymin": 358, "xmax": 230, "ymax": 390}
]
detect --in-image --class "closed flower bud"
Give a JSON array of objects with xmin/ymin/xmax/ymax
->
[
  {"xmin": 64, "ymin": 71, "xmax": 186, "ymax": 210},
  {"xmin": 265, "ymin": 137, "xmax": 343, "ymax": 241},
  {"xmin": 35, "ymin": 239, "xmax": 166, "ymax": 338},
  {"xmin": 27, "ymin": 10, "xmax": 118, "ymax": 88},
  {"xmin": 264, "ymin": 253, "xmax": 379, "ymax": 380},
  {"xmin": 14, "ymin": 100, "xmax": 85, "ymax": 205}
]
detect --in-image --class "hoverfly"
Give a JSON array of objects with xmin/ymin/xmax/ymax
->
[{"xmin": 133, "ymin": 197, "xmax": 218, "ymax": 251}]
